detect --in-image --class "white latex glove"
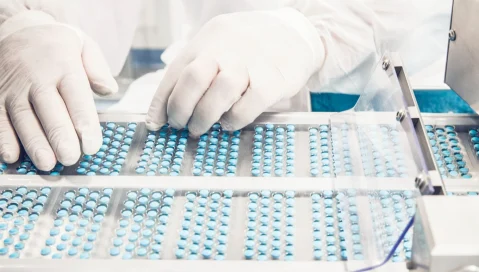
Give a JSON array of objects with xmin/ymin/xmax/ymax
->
[
  {"xmin": 0, "ymin": 10, "xmax": 118, "ymax": 170},
  {"xmin": 146, "ymin": 8, "xmax": 323, "ymax": 136}
]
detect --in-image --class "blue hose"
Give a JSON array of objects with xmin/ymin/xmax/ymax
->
[{"xmin": 353, "ymin": 216, "xmax": 415, "ymax": 272}]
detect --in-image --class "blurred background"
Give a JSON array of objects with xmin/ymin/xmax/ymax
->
[
  {"xmin": 113, "ymin": 0, "xmax": 473, "ymax": 114},
  {"xmin": 117, "ymin": 0, "xmax": 170, "ymax": 83}
]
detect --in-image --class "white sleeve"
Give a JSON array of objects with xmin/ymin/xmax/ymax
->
[
  {"xmin": 61, "ymin": 0, "xmax": 142, "ymax": 76},
  {"xmin": 284, "ymin": 0, "xmax": 421, "ymax": 94},
  {"xmin": 0, "ymin": 0, "xmax": 142, "ymax": 77},
  {"xmin": 0, "ymin": 1, "xmax": 29, "ymax": 24}
]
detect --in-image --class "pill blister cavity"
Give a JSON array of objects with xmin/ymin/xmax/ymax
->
[
  {"xmin": 359, "ymin": 125, "xmax": 408, "ymax": 178},
  {"xmin": 193, "ymin": 123, "xmax": 241, "ymax": 177},
  {"xmin": 369, "ymin": 190, "xmax": 415, "ymax": 262},
  {"xmin": 252, "ymin": 124, "xmax": 295, "ymax": 177},
  {"xmin": 110, "ymin": 188, "xmax": 175, "ymax": 259},
  {"xmin": 41, "ymin": 187, "xmax": 111, "ymax": 259},
  {"xmin": 77, "ymin": 122, "xmax": 137, "ymax": 176},
  {"xmin": 427, "ymin": 125, "xmax": 471, "ymax": 179},
  {"xmin": 0, "ymin": 187, "xmax": 51, "ymax": 259},
  {"xmin": 244, "ymin": 190, "xmax": 295, "ymax": 261},
  {"xmin": 137, "ymin": 125, "xmax": 187, "ymax": 176},
  {"xmin": 309, "ymin": 125, "xmax": 334, "ymax": 177},
  {"xmin": 176, "ymin": 190, "xmax": 232, "ymax": 260},
  {"xmin": 16, "ymin": 155, "xmax": 63, "ymax": 176}
]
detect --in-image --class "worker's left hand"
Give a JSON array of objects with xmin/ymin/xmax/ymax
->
[{"xmin": 146, "ymin": 8, "xmax": 324, "ymax": 136}]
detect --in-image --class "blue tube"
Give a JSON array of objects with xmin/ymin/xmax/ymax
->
[{"xmin": 353, "ymin": 216, "xmax": 415, "ymax": 272}]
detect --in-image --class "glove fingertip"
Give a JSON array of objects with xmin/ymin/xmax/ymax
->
[
  {"xmin": 145, "ymin": 108, "xmax": 169, "ymax": 131},
  {"xmin": 81, "ymin": 142, "xmax": 101, "ymax": 156},
  {"xmin": 82, "ymin": 34, "xmax": 119, "ymax": 96},
  {"xmin": 33, "ymin": 148, "xmax": 56, "ymax": 171},
  {"xmin": 219, "ymin": 117, "xmax": 237, "ymax": 132},
  {"xmin": 0, "ymin": 145, "xmax": 19, "ymax": 164},
  {"xmin": 145, "ymin": 119, "xmax": 163, "ymax": 132},
  {"xmin": 187, "ymin": 125, "xmax": 205, "ymax": 138},
  {"xmin": 91, "ymin": 78, "xmax": 119, "ymax": 97},
  {"xmin": 80, "ymin": 127, "xmax": 103, "ymax": 155}
]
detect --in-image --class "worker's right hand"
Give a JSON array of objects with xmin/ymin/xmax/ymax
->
[{"xmin": 0, "ymin": 10, "xmax": 118, "ymax": 170}]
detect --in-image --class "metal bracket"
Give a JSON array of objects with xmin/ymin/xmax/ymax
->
[{"xmin": 391, "ymin": 53, "xmax": 446, "ymax": 194}]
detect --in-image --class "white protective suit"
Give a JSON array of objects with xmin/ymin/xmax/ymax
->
[
  {"xmin": 114, "ymin": 0, "xmax": 453, "ymax": 112},
  {"xmin": 0, "ymin": 0, "xmax": 453, "ymax": 170}
]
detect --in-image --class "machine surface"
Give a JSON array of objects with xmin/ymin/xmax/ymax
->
[
  {"xmin": 0, "ymin": 111, "xmax": 422, "ymax": 272},
  {"xmin": 1, "ymin": 0, "xmax": 479, "ymax": 268},
  {"xmin": 445, "ymin": 0, "xmax": 479, "ymax": 113}
]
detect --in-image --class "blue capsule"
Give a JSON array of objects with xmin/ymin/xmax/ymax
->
[{"xmin": 41, "ymin": 247, "xmax": 51, "ymax": 256}]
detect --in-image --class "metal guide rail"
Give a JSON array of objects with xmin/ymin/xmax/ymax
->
[{"xmin": 0, "ymin": 112, "xmax": 420, "ymax": 271}]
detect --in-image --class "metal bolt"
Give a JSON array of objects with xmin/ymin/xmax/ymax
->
[
  {"xmin": 414, "ymin": 175, "xmax": 426, "ymax": 190},
  {"xmin": 449, "ymin": 29, "xmax": 456, "ymax": 41},
  {"xmin": 415, "ymin": 173, "xmax": 434, "ymax": 195},
  {"xmin": 396, "ymin": 109, "xmax": 406, "ymax": 122},
  {"xmin": 382, "ymin": 58, "xmax": 390, "ymax": 70}
]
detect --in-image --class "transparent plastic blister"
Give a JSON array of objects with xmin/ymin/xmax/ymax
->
[
  {"xmin": 422, "ymin": 115, "xmax": 479, "ymax": 182},
  {"xmin": 0, "ymin": 180, "xmax": 417, "ymax": 266},
  {"xmin": 329, "ymin": 53, "xmax": 430, "ymax": 271}
]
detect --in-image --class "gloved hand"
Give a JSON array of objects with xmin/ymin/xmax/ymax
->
[
  {"xmin": 146, "ymin": 8, "xmax": 324, "ymax": 136},
  {"xmin": 0, "ymin": 10, "xmax": 118, "ymax": 170}
]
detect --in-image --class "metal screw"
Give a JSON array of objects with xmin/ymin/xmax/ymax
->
[
  {"xmin": 415, "ymin": 175, "xmax": 426, "ymax": 189},
  {"xmin": 382, "ymin": 58, "xmax": 390, "ymax": 70},
  {"xmin": 396, "ymin": 109, "xmax": 406, "ymax": 122},
  {"xmin": 415, "ymin": 173, "xmax": 434, "ymax": 195},
  {"xmin": 449, "ymin": 29, "xmax": 456, "ymax": 41}
]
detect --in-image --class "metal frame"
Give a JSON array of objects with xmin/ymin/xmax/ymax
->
[
  {"xmin": 394, "ymin": 52, "xmax": 479, "ymax": 194},
  {"xmin": 392, "ymin": 54, "xmax": 445, "ymax": 193},
  {"xmin": 445, "ymin": 0, "xmax": 479, "ymax": 113},
  {"xmin": 0, "ymin": 259, "xmax": 409, "ymax": 272},
  {"xmin": 1, "ymin": 52, "xmax": 474, "ymax": 271}
]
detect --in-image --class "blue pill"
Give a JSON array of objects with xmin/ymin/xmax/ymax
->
[
  {"xmin": 254, "ymin": 126, "xmax": 266, "ymax": 134},
  {"xmin": 17, "ymin": 166, "xmax": 30, "ymax": 174},
  {"xmin": 174, "ymin": 249, "xmax": 186, "ymax": 259},
  {"xmin": 75, "ymin": 166, "xmax": 90, "ymax": 175},
  {"xmin": 132, "ymin": 214, "xmax": 143, "ymax": 223},
  {"xmin": 0, "ymin": 247, "xmax": 10, "ymax": 257},
  {"xmin": 191, "ymin": 235, "xmax": 202, "ymax": 245},
  {"xmin": 177, "ymin": 239, "xmax": 188, "ymax": 250},
  {"xmin": 251, "ymin": 168, "xmax": 261, "ymax": 177},
  {"xmin": 11, "ymin": 241, "xmax": 25, "ymax": 251},
  {"xmin": 54, "ymin": 242, "xmax": 67, "ymax": 252},
  {"xmin": 139, "ymin": 238, "xmax": 150, "ymax": 247},
  {"xmin": 38, "ymin": 246, "xmax": 54, "ymax": 257},
  {"xmin": 59, "ymin": 232, "xmax": 72, "ymax": 242},
  {"xmin": 73, "ymin": 227, "xmax": 86, "ymax": 237},
  {"xmin": 109, "ymin": 247, "xmax": 120, "ymax": 256},
  {"xmin": 47, "ymin": 253, "xmax": 63, "ymax": 259},
  {"xmin": 201, "ymin": 249, "xmax": 213, "ymax": 259},
  {"xmin": 48, "ymin": 227, "xmax": 63, "ymax": 237},
  {"xmin": 65, "ymin": 247, "xmax": 78, "ymax": 257},
  {"xmin": 244, "ymin": 249, "xmax": 255, "ymax": 260}
]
